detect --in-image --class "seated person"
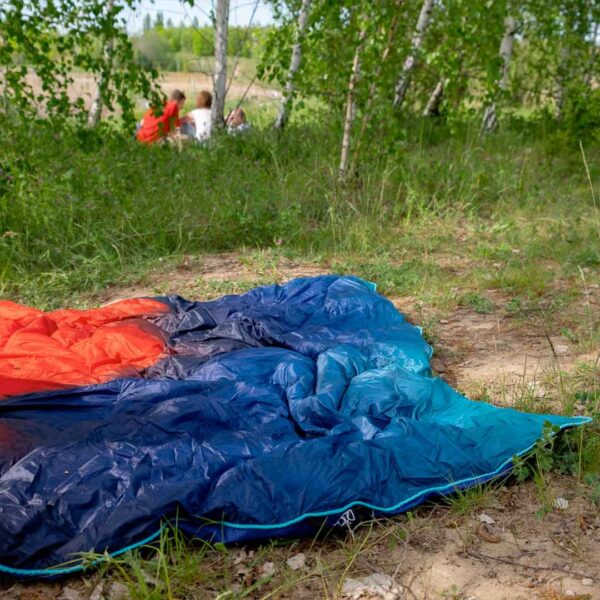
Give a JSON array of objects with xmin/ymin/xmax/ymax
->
[
  {"xmin": 184, "ymin": 91, "xmax": 213, "ymax": 142},
  {"xmin": 137, "ymin": 89, "xmax": 189, "ymax": 144},
  {"xmin": 226, "ymin": 107, "xmax": 251, "ymax": 135}
]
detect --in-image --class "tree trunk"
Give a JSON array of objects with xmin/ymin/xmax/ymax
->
[
  {"xmin": 481, "ymin": 15, "xmax": 516, "ymax": 133},
  {"xmin": 274, "ymin": 0, "xmax": 312, "ymax": 130},
  {"xmin": 393, "ymin": 0, "xmax": 435, "ymax": 109},
  {"xmin": 339, "ymin": 27, "xmax": 367, "ymax": 180},
  {"xmin": 423, "ymin": 78, "xmax": 445, "ymax": 116},
  {"xmin": 87, "ymin": 0, "xmax": 115, "ymax": 127},
  {"xmin": 212, "ymin": 0, "xmax": 230, "ymax": 129},
  {"xmin": 0, "ymin": 32, "xmax": 8, "ymax": 113},
  {"xmin": 356, "ymin": 0, "xmax": 404, "ymax": 146},
  {"xmin": 1, "ymin": 65, "xmax": 6, "ymax": 113},
  {"xmin": 584, "ymin": 20, "xmax": 599, "ymax": 87},
  {"xmin": 555, "ymin": 46, "xmax": 570, "ymax": 120}
]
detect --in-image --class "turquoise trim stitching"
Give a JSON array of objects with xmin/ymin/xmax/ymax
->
[
  {"xmin": 0, "ymin": 526, "xmax": 164, "ymax": 577},
  {"xmin": 0, "ymin": 416, "xmax": 590, "ymax": 577},
  {"xmin": 220, "ymin": 417, "xmax": 592, "ymax": 529}
]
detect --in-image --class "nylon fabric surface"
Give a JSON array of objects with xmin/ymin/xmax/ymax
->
[
  {"xmin": 0, "ymin": 276, "xmax": 588, "ymax": 575},
  {"xmin": 0, "ymin": 298, "xmax": 168, "ymax": 398}
]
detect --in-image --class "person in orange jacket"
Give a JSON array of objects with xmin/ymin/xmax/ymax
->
[{"xmin": 137, "ymin": 89, "xmax": 190, "ymax": 144}]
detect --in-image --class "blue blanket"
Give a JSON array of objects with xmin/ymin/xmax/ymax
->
[{"xmin": 0, "ymin": 276, "xmax": 588, "ymax": 575}]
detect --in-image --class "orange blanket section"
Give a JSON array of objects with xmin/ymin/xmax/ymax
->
[{"xmin": 0, "ymin": 298, "xmax": 170, "ymax": 399}]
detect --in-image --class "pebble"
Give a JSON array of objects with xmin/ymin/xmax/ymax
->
[
  {"xmin": 553, "ymin": 497, "xmax": 569, "ymax": 510},
  {"xmin": 109, "ymin": 583, "xmax": 129, "ymax": 600},
  {"xmin": 478, "ymin": 512, "xmax": 495, "ymax": 524},
  {"xmin": 582, "ymin": 578, "xmax": 594, "ymax": 586},
  {"xmin": 59, "ymin": 588, "xmax": 85, "ymax": 600},
  {"xmin": 89, "ymin": 584, "xmax": 104, "ymax": 600},
  {"xmin": 341, "ymin": 573, "xmax": 402, "ymax": 600},
  {"xmin": 431, "ymin": 357, "xmax": 447, "ymax": 373},
  {"xmin": 261, "ymin": 561, "xmax": 276, "ymax": 577},
  {"xmin": 286, "ymin": 552, "xmax": 306, "ymax": 571}
]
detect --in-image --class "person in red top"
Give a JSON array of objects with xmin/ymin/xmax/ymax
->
[{"xmin": 137, "ymin": 89, "xmax": 188, "ymax": 144}]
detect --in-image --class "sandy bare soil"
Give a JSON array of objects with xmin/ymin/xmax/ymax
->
[
  {"xmin": 24, "ymin": 68, "xmax": 280, "ymax": 114},
  {"xmin": 1, "ymin": 254, "xmax": 598, "ymax": 600}
]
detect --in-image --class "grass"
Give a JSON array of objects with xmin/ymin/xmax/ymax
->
[
  {"xmin": 1, "ymin": 112, "xmax": 598, "ymax": 309},
  {"xmin": 443, "ymin": 482, "xmax": 497, "ymax": 517}
]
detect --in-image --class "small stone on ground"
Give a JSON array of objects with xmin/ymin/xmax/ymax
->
[
  {"xmin": 286, "ymin": 552, "xmax": 306, "ymax": 571},
  {"xmin": 341, "ymin": 573, "xmax": 402, "ymax": 600}
]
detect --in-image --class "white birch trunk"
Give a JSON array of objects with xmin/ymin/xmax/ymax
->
[
  {"xmin": 356, "ymin": 0, "xmax": 403, "ymax": 145},
  {"xmin": 393, "ymin": 0, "xmax": 435, "ymax": 108},
  {"xmin": 482, "ymin": 15, "xmax": 516, "ymax": 133},
  {"xmin": 1, "ymin": 64, "xmax": 6, "ymax": 113},
  {"xmin": 274, "ymin": 0, "xmax": 312, "ymax": 130},
  {"xmin": 584, "ymin": 20, "xmax": 599, "ymax": 87},
  {"xmin": 555, "ymin": 46, "xmax": 570, "ymax": 119},
  {"xmin": 87, "ymin": 0, "xmax": 115, "ymax": 127},
  {"xmin": 0, "ymin": 33, "xmax": 8, "ymax": 112},
  {"xmin": 423, "ymin": 78, "xmax": 445, "ymax": 116},
  {"xmin": 212, "ymin": 0, "xmax": 230, "ymax": 128},
  {"xmin": 339, "ymin": 27, "xmax": 367, "ymax": 180}
]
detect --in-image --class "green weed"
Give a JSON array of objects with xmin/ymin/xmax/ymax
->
[
  {"xmin": 1, "ymin": 112, "xmax": 598, "ymax": 308},
  {"xmin": 512, "ymin": 420, "xmax": 600, "ymax": 516},
  {"xmin": 330, "ymin": 256, "xmax": 447, "ymax": 298},
  {"xmin": 443, "ymin": 482, "xmax": 496, "ymax": 516},
  {"xmin": 458, "ymin": 291, "xmax": 495, "ymax": 314}
]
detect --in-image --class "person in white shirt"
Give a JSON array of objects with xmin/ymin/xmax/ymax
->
[{"xmin": 184, "ymin": 91, "xmax": 213, "ymax": 142}]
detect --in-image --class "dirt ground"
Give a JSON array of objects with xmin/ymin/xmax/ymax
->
[
  {"xmin": 25, "ymin": 69, "xmax": 280, "ymax": 114},
  {"xmin": 2, "ymin": 254, "xmax": 599, "ymax": 600}
]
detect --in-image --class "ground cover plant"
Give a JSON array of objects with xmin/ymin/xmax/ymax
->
[{"xmin": 1, "ymin": 114, "xmax": 598, "ymax": 309}]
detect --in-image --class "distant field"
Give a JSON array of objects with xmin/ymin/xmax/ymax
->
[{"xmin": 24, "ymin": 58, "xmax": 280, "ymax": 116}]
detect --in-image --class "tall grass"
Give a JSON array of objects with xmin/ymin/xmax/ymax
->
[{"xmin": 0, "ymin": 113, "xmax": 597, "ymax": 307}]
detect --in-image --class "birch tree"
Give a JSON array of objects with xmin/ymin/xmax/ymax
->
[
  {"xmin": 553, "ymin": 0, "xmax": 598, "ymax": 117},
  {"xmin": 423, "ymin": 78, "xmax": 445, "ymax": 116},
  {"xmin": 584, "ymin": 19, "xmax": 599, "ymax": 86},
  {"xmin": 555, "ymin": 45, "xmax": 570, "ymax": 119},
  {"xmin": 0, "ymin": 0, "xmax": 161, "ymax": 125},
  {"xmin": 87, "ymin": 0, "xmax": 115, "ymax": 126},
  {"xmin": 0, "ymin": 33, "xmax": 7, "ymax": 113},
  {"xmin": 212, "ymin": 0, "xmax": 230, "ymax": 128},
  {"xmin": 481, "ymin": 14, "xmax": 517, "ymax": 133},
  {"xmin": 339, "ymin": 24, "xmax": 367, "ymax": 179},
  {"xmin": 392, "ymin": 0, "xmax": 435, "ymax": 109},
  {"xmin": 274, "ymin": 0, "xmax": 312, "ymax": 129},
  {"xmin": 356, "ymin": 0, "xmax": 404, "ymax": 145}
]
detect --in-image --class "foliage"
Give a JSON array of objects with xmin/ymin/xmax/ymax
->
[
  {"xmin": 559, "ymin": 86, "xmax": 600, "ymax": 145},
  {"xmin": 260, "ymin": 0, "xmax": 599, "ymax": 144},
  {"xmin": 512, "ymin": 420, "xmax": 600, "ymax": 515},
  {"xmin": 131, "ymin": 23, "xmax": 272, "ymax": 72},
  {"xmin": 0, "ymin": 0, "xmax": 163, "ymax": 126},
  {"xmin": 1, "ymin": 0, "xmax": 597, "ymax": 138},
  {"xmin": 458, "ymin": 292, "xmax": 495, "ymax": 314},
  {"xmin": 513, "ymin": 423, "xmax": 580, "ymax": 483}
]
